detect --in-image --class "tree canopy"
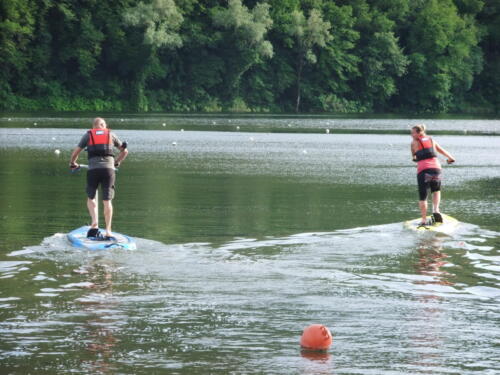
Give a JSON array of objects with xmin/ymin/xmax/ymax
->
[{"xmin": 0, "ymin": 0, "xmax": 498, "ymax": 113}]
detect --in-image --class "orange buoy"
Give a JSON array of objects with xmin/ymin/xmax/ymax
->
[{"xmin": 300, "ymin": 324, "xmax": 332, "ymax": 350}]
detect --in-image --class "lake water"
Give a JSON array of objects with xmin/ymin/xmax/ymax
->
[{"xmin": 0, "ymin": 115, "xmax": 499, "ymax": 374}]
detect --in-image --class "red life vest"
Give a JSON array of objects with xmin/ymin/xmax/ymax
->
[
  {"xmin": 87, "ymin": 128, "xmax": 114, "ymax": 158},
  {"xmin": 415, "ymin": 135, "xmax": 437, "ymax": 161}
]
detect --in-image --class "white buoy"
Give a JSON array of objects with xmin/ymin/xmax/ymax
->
[
  {"xmin": 326, "ymin": 129, "xmax": 330, "ymax": 134},
  {"xmin": 52, "ymin": 137, "xmax": 56, "ymax": 141},
  {"xmin": 302, "ymin": 149, "xmax": 308, "ymax": 154},
  {"xmin": 120, "ymin": 118, "xmax": 124, "ymax": 122},
  {"xmin": 180, "ymin": 128, "xmax": 184, "ymax": 132},
  {"xmin": 54, "ymin": 149, "xmax": 61, "ymax": 155},
  {"xmin": 236, "ymin": 126, "xmax": 240, "ymax": 130},
  {"xmin": 8, "ymin": 118, "xmax": 11, "ymax": 121},
  {"xmin": 162, "ymin": 123, "xmax": 166, "ymax": 127},
  {"xmin": 249, "ymin": 136, "xmax": 254, "ymax": 142},
  {"xmin": 172, "ymin": 141, "xmax": 177, "ymax": 146},
  {"xmin": 212, "ymin": 121, "xmax": 216, "ymax": 125},
  {"xmin": 34, "ymin": 122, "xmax": 37, "ymax": 126}
]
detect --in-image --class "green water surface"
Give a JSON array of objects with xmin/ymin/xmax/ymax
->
[{"xmin": 0, "ymin": 117, "xmax": 499, "ymax": 375}]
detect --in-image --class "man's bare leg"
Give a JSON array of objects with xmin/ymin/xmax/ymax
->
[
  {"xmin": 103, "ymin": 200, "xmax": 113, "ymax": 237},
  {"xmin": 87, "ymin": 198, "xmax": 98, "ymax": 228}
]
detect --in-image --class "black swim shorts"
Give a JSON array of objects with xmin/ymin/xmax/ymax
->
[
  {"xmin": 86, "ymin": 168, "xmax": 116, "ymax": 200},
  {"xmin": 417, "ymin": 168, "xmax": 442, "ymax": 201}
]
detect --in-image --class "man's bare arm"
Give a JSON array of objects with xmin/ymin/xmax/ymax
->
[
  {"xmin": 69, "ymin": 147, "xmax": 83, "ymax": 168},
  {"xmin": 115, "ymin": 147, "xmax": 128, "ymax": 166}
]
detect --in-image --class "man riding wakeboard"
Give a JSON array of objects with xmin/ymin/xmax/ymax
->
[{"xmin": 69, "ymin": 117, "xmax": 129, "ymax": 240}]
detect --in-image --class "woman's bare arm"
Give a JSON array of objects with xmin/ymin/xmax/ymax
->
[
  {"xmin": 434, "ymin": 141, "xmax": 455, "ymax": 163},
  {"xmin": 411, "ymin": 140, "xmax": 418, "ymax": 160}
]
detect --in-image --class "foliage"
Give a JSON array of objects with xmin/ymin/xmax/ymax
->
[
  {"xmin": 397, "ymin": 0, "xmax": 483, "ymax": 111},
  {"xmin": 0, "ymin": 0, "xmax": 497, "ymax": 113},
  {"xmin": 207, "ymin": 0, "xmax": 274, "ymax": 105},
  {"xmin": 124, "ymin": 0, "xmax": 183, "ymax": 48},
  {"xmin": 286, "ymin": 8, "xmax": 332, "ymax": 112},
  {"xmin": 123, "ymin": 0, "xmax": 184, "ymax": 111}
]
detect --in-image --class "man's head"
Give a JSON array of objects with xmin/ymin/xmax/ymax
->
[
  {"xmin": 411, "ymin": 124, "xmax": 426, "ymax": 139},
  {"xmin": 93, "ymin": 117, "xmax": 107, "ymax": 129}
]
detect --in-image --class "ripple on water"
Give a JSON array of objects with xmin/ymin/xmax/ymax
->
[{"xmin": 1, "ymin": 219, "xmax": 498, "ymax": 374}]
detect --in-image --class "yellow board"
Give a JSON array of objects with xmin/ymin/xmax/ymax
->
[{"xmin": 404, "ymin": 214, "xmax": 459, "ymax": 233}]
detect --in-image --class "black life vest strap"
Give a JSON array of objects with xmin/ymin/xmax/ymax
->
[{"xmin": 415, "ymin": 136, "xmax": 437, "ymax": 161}]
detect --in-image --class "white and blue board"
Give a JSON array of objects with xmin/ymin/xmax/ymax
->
[
  {"xmin": 404, "ymin": 214, "xmax": 459, "ymax": 234},
  {"xmin": 67, "ymin": 226, "xmax": 137, "ymax": 250}
]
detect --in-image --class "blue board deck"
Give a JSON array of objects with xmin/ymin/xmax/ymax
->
[{"xmin": 67, "ymin": 226, "xmax": 137, "ymax": 250}]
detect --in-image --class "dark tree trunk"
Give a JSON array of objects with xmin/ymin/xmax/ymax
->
[{"xmin": 295, "ymin": 58, "xmax": 304, "ymax": 113}]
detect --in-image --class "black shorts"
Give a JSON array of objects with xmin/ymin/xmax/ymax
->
[
  {"xmin": 417, "ymin": 168, "xmax": 441, "ymax": 201},
  {"xmin": 86, "ymin": 168, "xmax": 116, "ymax": 201}
]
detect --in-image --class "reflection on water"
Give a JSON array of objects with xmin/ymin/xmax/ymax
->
[
  {"xmin": 300, "ymin": 350, "xmax": 334, "ymax": 375},
  {"xmin": 0, "ymin": 120, "xmax": 499, "ymax": 374},
  {"xmin": 414, "ymin": 237, "xmax": 454, "ymax": 287},
  {"xmin": 409, "ymin": 237, "xmax": 451, "ymax": 373},
  {"xmin": 79, "ymin": 262, "xmax": 119, "ymax": 375},
  {"xmin": 0, "ymin": 221, "xmax": 498, "ymax": 374}
]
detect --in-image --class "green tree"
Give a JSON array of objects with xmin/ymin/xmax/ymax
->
[
  {"xmin": 0, "ymin": 0, "xmax": 494, "ymax": 114},
  {"xmin": 0, "ymin": 0, "xmax": 35, "ymax": 107},
  {"xmin": 346, "ymin": 0, "xmax": 409, "ymax": 111},
  {"xmin": 286, "ymin": 8, "xmax": 332, "ymax": 112},
  {"xmin": 361, "ymin": 31, "xmax": 408, "ymax": 107},
  {"xmin": 211, "ymin": 0, "xmax": 273, "ymax": 107},
  {"xmin": 304, "ymin": 1, "xmax": 361, "ymax": 112},
  {"xmin": 399, "ymin": 0, "xmax": 482, "ymax": 111},
  {"xmin": 471, "ymin": 0, "xmax": 499, "ymax": 112},
  {"xmin": 124, "ymin": 0, "xmax": 184, "ymax": 111}
]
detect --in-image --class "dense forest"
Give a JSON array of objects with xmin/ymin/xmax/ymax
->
[{"xmin": 1, "ymin": 0, "xmax": 499, "ymax": 113}]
